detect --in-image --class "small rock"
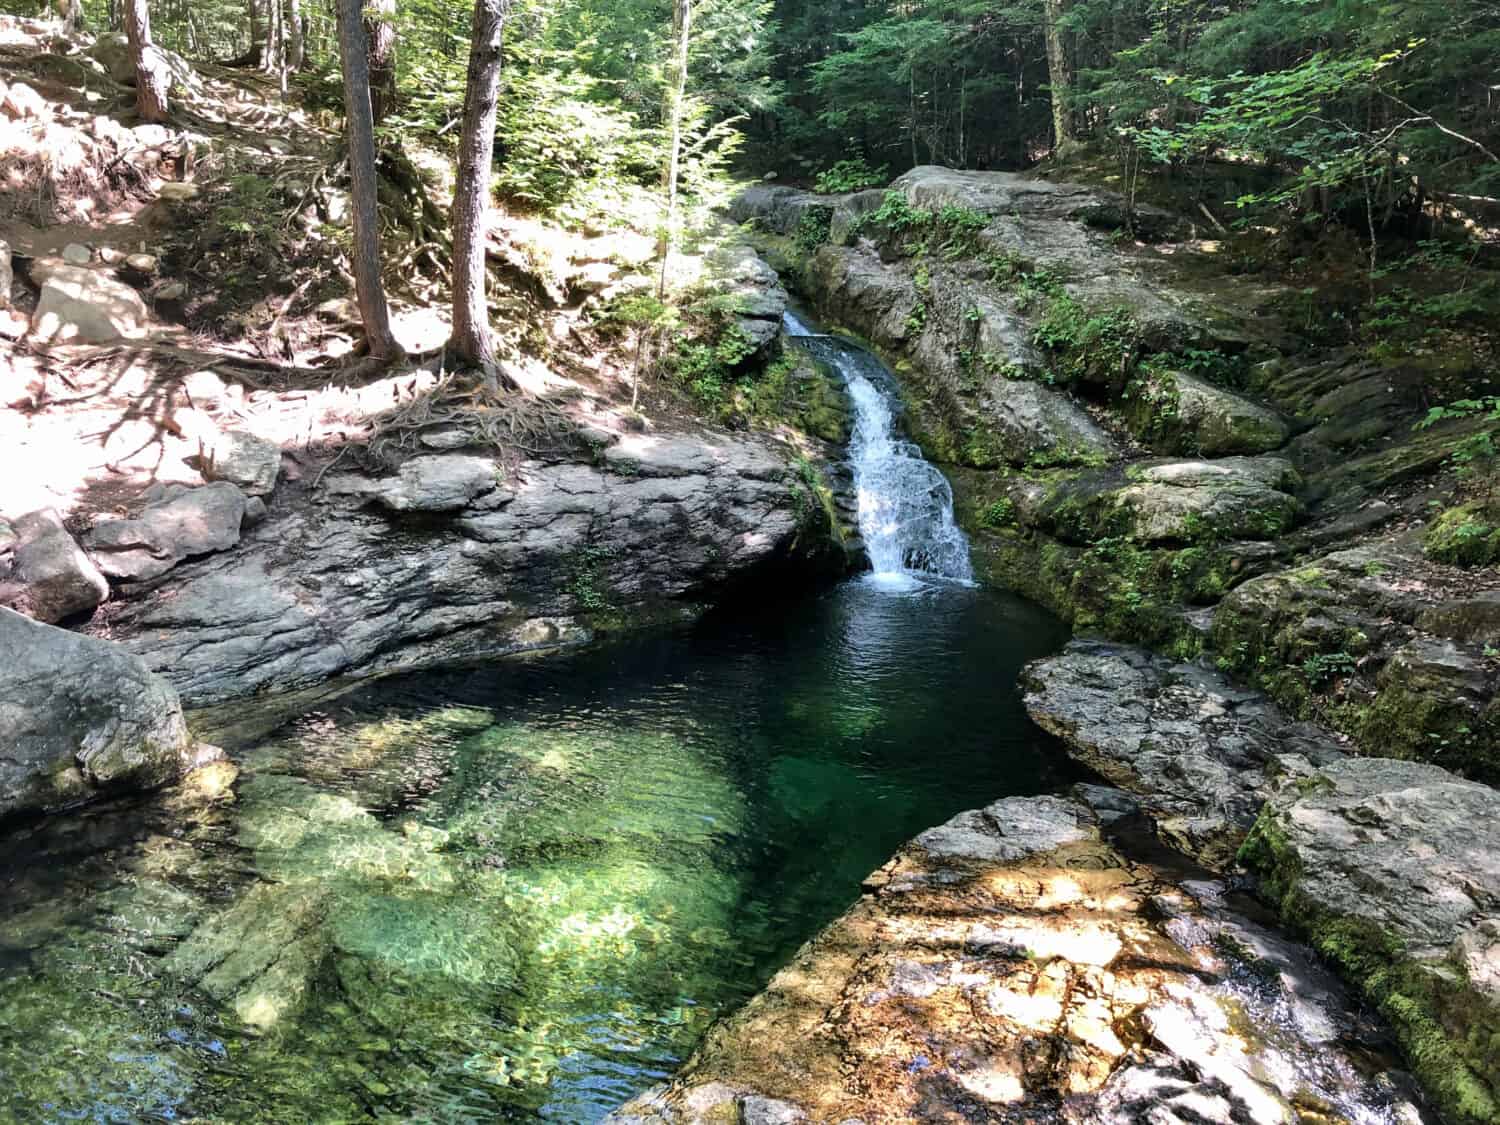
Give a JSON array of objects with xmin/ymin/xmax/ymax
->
[
  {"xmin": 132, "ymin": 123, "xmax": 173, "ymax": 147},
  {"xmin": 28, "ymin": 262, "xmax": 152, "ymax": 345},
  {"xmin": 243, "ymin": 496, "xmax": 268, "ymax": 525},
  {"xmin": 61, "ymin": 243, "xmax": 92, "ymax": 265},
  {"xmin": 157, "ymin": 182, "xmax": 201, "ymax": 204},
  {"xmin": 155, "ymin": 281, "xmax": 187, "ymax": 301},
  {"xmin": 181, "ymin": 369, "xmax": 227, "ymax": 406},
  {"xmin": 1, "ymin": 81, "xmax": 45, "ymax": 120},
  {"xmin": 323, "ymin": 190, "xmax": 351, "ymax": 227},
  {"xmin": 197, "ymin": 430, "xmax": 282, "ymax": 497},
  {"xmin": 98, "ymin": 246, "xmax": 125, "ymax": 265},
  {"xmin": 7, "ymin": 508, "xmax": 109, "ymax": 623},
  {"xmin": 124, "ymin": 252, "xmax": 158, "ymax": 274}
]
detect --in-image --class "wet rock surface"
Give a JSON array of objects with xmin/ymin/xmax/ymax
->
[
  {"xmin": 610, "ymin": 791, "xmax": 1434, "ymax": 1125},
  {"xmin": 0, "ymin": 607, "xmax": 218, "ymax": 818}
]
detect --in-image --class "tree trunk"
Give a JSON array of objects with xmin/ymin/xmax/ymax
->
[
  {"xmin": 1042, "ymin": 0, "xmax": 1075, "ymax": 150},
  {"xmin": 656, "ymin": 0, "xmax": 691, "ymax": 302},
  {"xmin": 61, "ymin": 0, "xmax": 83, "ymax": 31},
  {"xmin": 125, "ymin": 0, "xmax": 170, "ymax": 123},
  {"xmin": 446, "ymin": 0, "xmax": 508, "ymax": 376},
  {"xmin": 365, "ymin": 0, "xmax": 397, "ymax": 126},
  {"xmin": 286, "ymin": 0, "xmax": 304, "ymax": 71},
  {"xmin": 335, "ymin": 0, "xmax": 403, "ymax": 364}
]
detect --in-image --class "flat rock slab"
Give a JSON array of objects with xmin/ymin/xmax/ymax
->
[
  {"xmin": 609, "ymin": 792, "xmax": 1432, "ymax": 1124},
  {"xmin": 1021, "ymin": 639, "xmax": 1344, "ymax": 869},
  {"xmin": 0, "ymin": 607, "xmax": 215, "ymax": 818},
  {"xmin": 89, "ymin": 482, "xmax": 251, "ymax": 581}
]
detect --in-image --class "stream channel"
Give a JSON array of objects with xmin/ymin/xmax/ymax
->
[{"xmin": 0, "ymin": 316, "xmax": 1079, "ymax": 1121}]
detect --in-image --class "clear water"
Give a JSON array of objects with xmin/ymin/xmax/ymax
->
[
  {"xmin": 0, "ymin": 581, "xmax": 1073, "ymax": 1123},
  {"xmin": 785, "ymin": 311, "xmax": 973, "ymax": 582}
]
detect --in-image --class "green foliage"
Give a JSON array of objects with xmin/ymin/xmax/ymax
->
[
  {"xmin": 814, "ymin": 158, "xmax": 889, "ymax": 194},
  {"xmin": 793, "ymin": 206, "xmax": 834, "ymax": 257},
  {"xmin": 978, "ymin": 499, "xmax": 1015, "ymax": 529}
]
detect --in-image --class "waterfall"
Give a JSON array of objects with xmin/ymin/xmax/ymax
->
[{"xmin": 785, "ymin": 312, "xmax": 973, "ymax": 584}]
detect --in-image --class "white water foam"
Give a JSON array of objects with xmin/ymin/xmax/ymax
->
[{"xmin": 785, "ymin": 312, "xmax": 973, "ymax": 584}]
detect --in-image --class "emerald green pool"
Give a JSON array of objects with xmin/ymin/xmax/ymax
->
[{"xmin": 0, "ymin": 580, "xmax": 1071, "ymax": 1122}]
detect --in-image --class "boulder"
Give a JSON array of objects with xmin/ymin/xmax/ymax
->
[
  {"xmin": 1022, "ymin": 640, "xmax": 1345, "ymax": 868},
  {"xmin": 1009, "ymin": 456, "xmax": 1300, "ymax": 546},
  {"xmin": 0, "ymin": 608, "xmax": 215, "ymax": 819},
  {"xmin": 27, "ymin": 260, "xmax": 152, "ymax": 345},
  {"xmin": 157, "ymin": 181, "xmax": 201, "ymax": 204},
  {"xmin": 5, "ymin": 508, "xmax": 109, "ymax": 623},
  {"xmin": 1129, "ymin": 369, "xmax": 1289, "ymax": 456},
  {"xmin": 197, "ymin": 429, "xmax": 282, "ymax": 496},
  {"xmin": 88, "ymin": 482, "xmax": 251, "ymax": 582},
  {"xmin": 1241, "ymin": 756, "xmax": 1500, "ymax": 1124},
  {"xmin": 325, "ymin": 454, "xmax": 501, "ymax": 513}
]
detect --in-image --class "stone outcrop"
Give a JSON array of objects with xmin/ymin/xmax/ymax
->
[
  {"xmin": 87, "ymin": 482, "xmax": 257, "ymax": 582},
  {"xmin": 89, "ymin": 431, "xmax": 824, "ymax": 714},
  {"xmin": 3, "ymin": 508, "xmax": 109, "ymax": 622},
  {"xmin": 1022, "ymin": 640, "xmax": 1345, "ymax": 868},
  {"xmin": 1241, "ymin": 757, "xmax": 1500, "ymax": 1124},
  {"xmin": 1024, "ymin": 639, "xmax": 1500, "ymax": 1123},
  {"xmin": 610, "ymin": 790, "xmax": 1432, "ymax": 1124},
  {"xmin": 0, "ymin": 607, "xmax": 218, "ymax": 819},
  {"xmin": 1212, "ymin": 537, "xmax": 1500, "ymax": 782}
]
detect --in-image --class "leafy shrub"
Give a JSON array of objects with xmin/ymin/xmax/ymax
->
[{"xmin": 814, "ymin": 158, "xmax": 888, "ymax": 194}]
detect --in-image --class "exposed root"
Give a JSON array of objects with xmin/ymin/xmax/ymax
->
[{"xmin": 358, "ymin": 369, "xmax": 584, "ymax": 472}]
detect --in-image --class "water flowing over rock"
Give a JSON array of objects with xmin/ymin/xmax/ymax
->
[
  {"xmin": 785, "ymin": 312, "xmax": 971, "ymax": 581},
  {"xmin": 0, "ymin": 608, "xmax": 218, "ymax": 818}
]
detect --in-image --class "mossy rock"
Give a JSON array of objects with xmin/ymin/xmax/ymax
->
[{"xmin": 1425, "ymin": 504, "xmax": 1500, "ymax": 567}]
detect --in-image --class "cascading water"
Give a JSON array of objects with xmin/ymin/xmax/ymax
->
[{"xmin": 784, "ymin": 311, "xmax": 973, "ymax": 583}]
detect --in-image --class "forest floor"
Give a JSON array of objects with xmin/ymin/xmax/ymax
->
[{"xmin": 0, "ymin": 15, "xmax": 776, "ymax": 536}]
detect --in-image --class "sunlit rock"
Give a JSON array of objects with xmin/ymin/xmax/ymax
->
[
  {"xmin": 0, "ymin": 607, "xmax": 211, "ymax": 817},
  {"xmin": 5, "ymin": 507, "xmax": 108, "ymax": 622}
]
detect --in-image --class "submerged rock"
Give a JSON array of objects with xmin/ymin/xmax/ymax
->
[
  {"xmin": 0, "ymin": 608, "xmax": 216, "ymax": 818},
  {"xmin": 611, "ymin": 792, "xmax": 1432, "ymax": 1124}
]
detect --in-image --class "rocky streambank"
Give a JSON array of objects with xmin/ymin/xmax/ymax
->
[
  {"xmin": 644, "ymin": 166, "xmax": 1500, "ymax": 1124},
  {"xmin": 0, "ymin": 228, "xmax": 851, "ymax": 818},
  {"xmin": 734, "ymin": 165, "xmax": 1500, "ymax": 781}
]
